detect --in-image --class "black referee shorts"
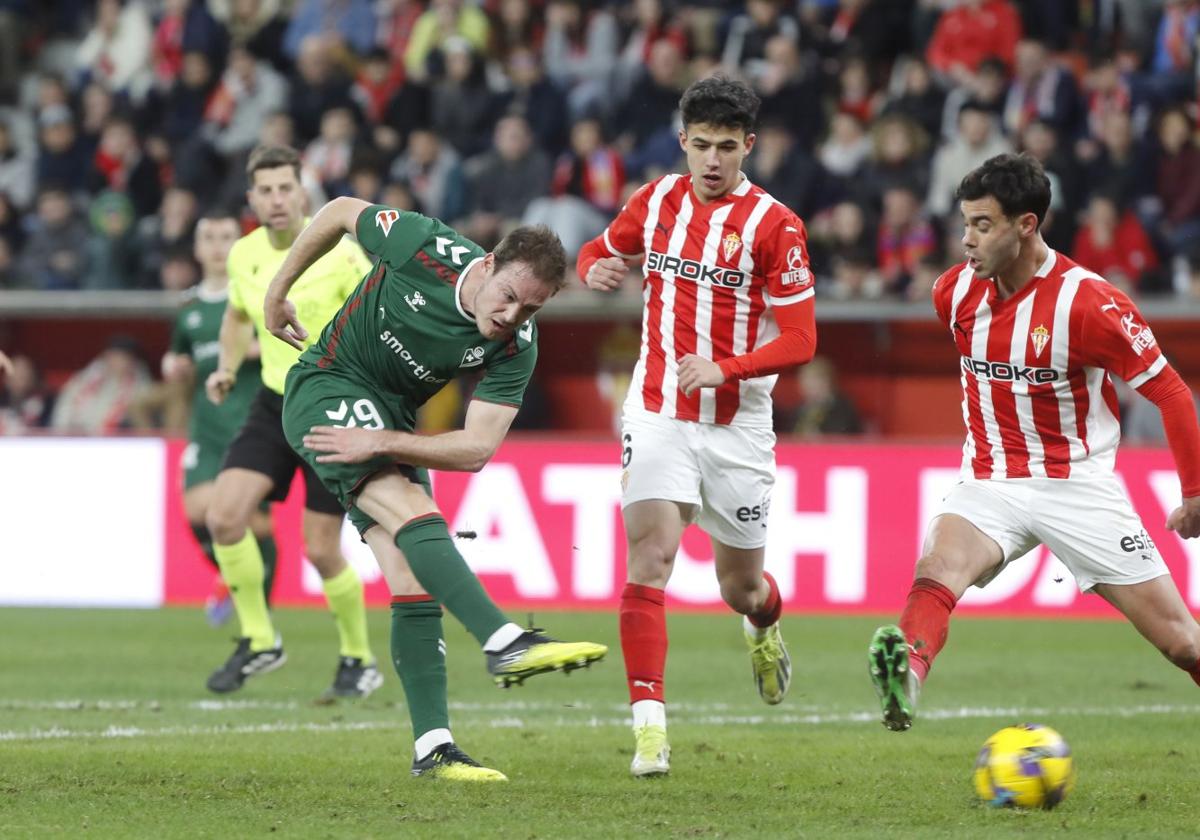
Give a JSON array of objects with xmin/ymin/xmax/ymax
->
[{"xmin": 221, "ymin": 386, "xmax": 345, "ymax": 516}]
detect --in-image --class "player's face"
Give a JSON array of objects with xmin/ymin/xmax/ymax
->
[
  {"xmin": 193, "ymin": 218, "xmax": 240, "ymax": 275},
  {"xmin": 959, "ymin": 196, "xmax": 1032, "ymax": 279},
  {"xmin": 246, "ymin": 165, "xmax": 306, "ymax": 232},
  {"xmin": 473, "ymin": 258, "xmax": 555, "ymax": 340},
  {"xmin": 679, "ymin": 123, "xmax": 755, "ymax": 202}
]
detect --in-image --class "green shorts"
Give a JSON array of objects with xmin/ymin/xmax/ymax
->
[
  {"xmin": 282, "ymin": 363, "xmax": 431, "ymax": 535},
  {"xmin": 181, "ymin": 435, "xmax": 230, "ymax": 490}
]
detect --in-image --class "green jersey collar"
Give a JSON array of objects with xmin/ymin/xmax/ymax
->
[{"xmin": 454, "ymin": 256, "xmax": 484, "ymax": 325}]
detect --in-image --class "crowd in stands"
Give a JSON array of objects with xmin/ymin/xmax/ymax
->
[{"xmin": 3, "ymin": 0, "xmax": 1200, "ymax": 435}]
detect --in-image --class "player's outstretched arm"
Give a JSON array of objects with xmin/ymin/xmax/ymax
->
[
  {"xmin": 264, "ymin": 196, "xmax": 371, "ymax": 349},
  {"xmin": 207, "ymin": 304, "xmax": 254, "ymax": 404},
  {"xmin": 303, "ymin": 399, "xmax": 518, "ymax": 472},
  {"xmin": 1135, "ymin": 367, "xmax": 1200, "ymax": 539}
]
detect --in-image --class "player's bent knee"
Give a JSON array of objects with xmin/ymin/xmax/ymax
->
[
  {"xmin": 1161, "ymin": 630, "xmax": 1200, "ymax": 669},
  {"xmin": 717, "ymin": 579, "xmax": 759, "ymax": 614},
  {"xmin": 306, "ymin": 549, "xmax": 347, "ymax": 578},
  {"xmin": 206, "ymin": 503, "xmax": 252, "ymax": 546},
  {"xmin": 626, "ymin": 538, "xmax": 675, "ymax": 587}
]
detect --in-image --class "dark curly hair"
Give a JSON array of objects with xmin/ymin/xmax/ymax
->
[
  {"xmin": 955, "ymin": 153, "xmax": 1052, "ymax": 228},
  {"xmin": 679, "ymin": 75, "xmax": 761, "ymax": 134}
]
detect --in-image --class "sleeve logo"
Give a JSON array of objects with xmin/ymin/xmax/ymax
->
[
  {"xmin": 375, "ymin": 209, "xmax": 400, "ymax": 236},
  {"xmin": 781, "ymin": 245, "xmax": 811, "ymax": 287},
  {"xmin": 1120, "ymin": 312, "xmax": 1156, "ymax": 353}
]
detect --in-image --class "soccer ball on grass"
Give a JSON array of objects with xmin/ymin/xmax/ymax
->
[{"xmin": 973, "ymin": 723, "xmax": 1075, "ymax": 809}]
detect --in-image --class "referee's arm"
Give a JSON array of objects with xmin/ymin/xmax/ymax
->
[
  {"xmin": 264, "ymin": 196, "xmax": 369, "ymax": 350},
  {"xmin": 208, "ymin": 297, "xmax": 255, "ymax": 406}
]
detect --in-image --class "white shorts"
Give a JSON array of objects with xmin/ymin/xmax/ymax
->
[
  {"xmin": 938, "ymin": 476, "xmax": 1169, "ymax": 593},
  {"xmin": 620, "ymin": 409, "xmax": 775, "ymax": 549}
]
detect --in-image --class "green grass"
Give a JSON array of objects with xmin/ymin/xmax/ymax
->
[{"xmin": 1, "ymin": 608, "xmax": 1198, "ymax": 838}]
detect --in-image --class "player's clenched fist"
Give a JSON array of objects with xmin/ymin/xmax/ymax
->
[
  {"xmin": 585, "ymin": 256, "xmax": 627, "ymax": 291},
  {"xmin": 1168, "ymin": 497, "xmax": 1200, "ymax": 539},
  {"xmin": 264, "ymin": 294, "xmax": 308, "ymax": 350},
  {"xmin": 677, "ymin": 354, "xmax": 725, "ymax": 397},
  {"xmin": 205, "ymin": 369, "xmax": 236, "ymax": 405}
]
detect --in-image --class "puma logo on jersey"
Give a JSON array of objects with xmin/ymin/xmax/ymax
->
[
  {"xmin": 405, "ymin": 291, "xmax": 426, "ymax": 312},
  {"xmin": 1100, "ymin": 296, "xmax": 1120, "ymax": 313}
]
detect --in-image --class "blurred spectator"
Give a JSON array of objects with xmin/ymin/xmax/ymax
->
[
  {"xmin": 926, "ymin": 100, "xmax": 1011, "ymax": 221},
  {"xmin": 51, "ymin": 335, "xmax": 151, "ymax": 434},
  {"xmin": 0, "ymin": 189, "xmax": 22, "ymax": 259},
  {"xmin": 498, "ymin": 47, "xmax": 568, "ymax": 156},
  {"xmin": 351, "ymin": 48, "xmax": 403, "ymax": 125},
  {"xmin": 283, "ymin": 0, "xmax": 376, "ymax": 62},
  {"xmin": 779, "ymin": 356, "xmax": 863, "ymax": 437},
  {"xmin": 83, "ymin": 190, "xmax": 141, "ymax": 290},
  {"xmin": 613, "ymin": 38, "xmax": 688, "ymax": 156},
  {"xmin": 938, "ymin": 55, "xmax": 1008, "ymax": 141},
  {"xmin": 35, "ymin": 105, "xmax": 90, "ymax": 196},
  {"xmin": 1080, "ymin": 49, "xmax": 1139, "ymax": 143},
  {"xmin": 17, "ymin": 186, "xmax": 89, "ymax": 290},
  {"xmin": 926, "ymin": 0, "xmax": 1021, "ymax": 86},
  {"xmin": 0, "ymin": 236, "xmax": 15, "ymax": 288},
  {"xmin": 1082, "ymin": 109, "xmax": 1153, "ymax": 211},
  {"xmin": 543, "ymin": 0, "xmax": 620, "ymax": 119},
  {"xmin": 203, "ymin": 45, "xmax": 289, "ymax": 157},
  {"xmin": 834, "ymin": 55, "xmax": 880, "ymax": 124},
  {"xmin": 1072, "ymin": 192, "xmax": 1160, "ymax": 294},
  {"xmin": 818, "ymin": 111, "xmax": 871, "ymax": 181},
  {"xmin": 208, "ymin": 0, "xmax": 288, "ymax": 70},
  {"xmin": 78, "ymin": 83, "xmax": 116, "ymax": 158},
  {"xmin": 364, "ymin": 55, "xmax": 430, "ymax": 155},
  {"xmin": 722, "ymin": 0, "xmax": 799, "ymax": 76},
  {"xmin": 1152, "ymin": 105, "xmax": 1200, "ymax": 259},
  {"xmin": 1018, "ymin": 118, "xmax": 1081, "ymax": 251},
  {"xmin": 137, "ymin": 185, "xmax": 198, "ymax": 287},
  {"xmin": 809, "ymin": 198, "xmax": 872, "ymax": 279},
  {"xmin": 159, "ymin": 246, "xmax": 201, "ymax": 290},
  {"xmin": 303, "ymin": 105, "xmax": 357, "ymax": 196},
  {"xmin": 75, "ymin": 0, "xmax": 154, "ymax": 99},
  {"xmin": 159, "ymin": 51, "xmax": 217, "ymax": 146},
  {"xmin": 0, "ymin": 354, "xmax": 54, "ymax": 434},
  {"xmin": 753, "ymin": 35, "xmax": 823, "ymax": 152},
  {"xmin": 490, "ymin": 0, "xmax": 546, "ymax": 67},
  {"xmin": 857, "ymin": 113, "xmax": 931, "ymax": 210},
  {"xmin": 877, "ymin": 183, "xmax": 936, "ymax": 292},
  {"xmin": 905, "ymin": 252, "xmax": 944, "ymax": 302},
  {"xmin": 380, "ymin": 178, "xmax": 421, "ymax": 212},
  {"xmin": 153, "ymin": 0, "xmax": 226, "ymax": 90},
  {"xmin": 0, "ymin": 119, "xmax": 32, "ymax": 209},
  {"xmin": 406, "ymin": 0, "xmax": 490, "ymax": 82},
  {"xmin": 806, "ymin": 0, "xmax": 908, "ymax": 76},
  {"xmin": 524, "ymin": 116, "xmax": 623, "ymax": 255},
  {"xmin": 430, "ymin": 38, "xmax": 499, "ymax": 158},
  {"xmin": 389, "ymin": 127, "xmax": 467, "ymax": 221},
  {"xmin": 881, "ymin": 57, "xmax": 945, "ymax": 141},
  {"xmin": 464, "ymin": 113, "xmax": 551, "ymax": 248},
  {"xmin": 286, "ymin": 36, "xmax": 353, "ymax": 144},
  {"xmin": 615, "ymin": 0, "xmax": 689, "ymax": 98},
  {"xmin": 1001, "ymin": 39, "xmax": 1084, "ymax": 140},
  {"xmin": 87, "ymin": 115, "xmax": 163, "ymax": 219},
  {"xmin": 375, "ymin": 0, "xmax": 424, "ymax": 70},
  {"xmin": 743, "ymin": 122, "xmax": 835, "ymax": 220},
  {"xmin": 1148, "ymin": 0, "xmax": 1200, "ymax": 102}
]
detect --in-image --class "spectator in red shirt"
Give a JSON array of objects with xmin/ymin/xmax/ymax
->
[
  {"xmin": 1072, "ymin": 192, "xmax": 1160, "ymax": 294},
  {"xmin": 876, "ymin": 183, "xmax": 937, "ymax": 293},
  {"xmin": 926, "ymin": 0, "xmax": 1021, "ymax": 87}
]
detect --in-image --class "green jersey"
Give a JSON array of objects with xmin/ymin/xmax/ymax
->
[
  {"xmin": 296, "ymin": 205, "xmax": 537, "ymax": 426},
  {"xmin": 170, "ymin": 286, "xmax": 261, "ymax": 445}
]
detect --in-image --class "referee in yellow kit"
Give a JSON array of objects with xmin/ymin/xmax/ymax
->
[{"xmin": 204, "ymin": 145, "xmax": 381, "ymax": 698}]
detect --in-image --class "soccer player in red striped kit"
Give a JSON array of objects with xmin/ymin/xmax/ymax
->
[
  {"xmin": 869, "ymin": 153, "xmax": 1200, "ymax": 731},
  {"xmin": 578, "ymin": 76, "xmax": 817, "ymax": 776}
]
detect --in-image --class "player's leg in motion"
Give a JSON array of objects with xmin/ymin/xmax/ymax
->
[
  {"xmin": 621, "ymin": 499, "xmax": 690, "ymax": 777},
  {"xmin": 356, "ymin": 470, "xmax": 607, "ymax": 686},
  {"xmin": 302, "ymin": 507, "xmax": 383, "ymax": 700},
  {"xmin": 713, "ymin": 542, "xmax": 788, "ymax": 705},
  {"xmin": 1093, "ymin": 576, "xmax": 1200, "ymax": 687},
  {"xmin": 206, "ymin": 468, "xmax": 287, "ymax": 692},
  {"xmin": 365, "ymin": 527, "xmax": 505, "ymax": 782},
  {"xmin": 869, "ymin": 514, "xmax": 1002, "ymax": 731}
]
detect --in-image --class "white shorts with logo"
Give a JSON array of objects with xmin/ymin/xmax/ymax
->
[
  {"xmin": 620, "ymin": 409, "xmax": 775, "ymax": 549},
  {"xmin": 938, "ymin": 476, "xmax": 1169, "ymax": 593}
]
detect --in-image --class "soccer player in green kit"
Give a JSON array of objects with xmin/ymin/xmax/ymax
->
[
  {"xmin": 163, "ymin": 210, "xmax": 277, "ymax": 624},
  {"xmin": 265, "ymin": 197, "xmax": 608, "ymax": 781}
]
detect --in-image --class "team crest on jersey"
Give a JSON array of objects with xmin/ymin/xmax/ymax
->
[
  {"xmin": 722, "ymin": 232, "xmax": 742, "ymax": 262},
  {"xmin": 375, "ymin": 209, "xmax": 400, "ymax": 235},
  {"xmin": 1030, "ymin": 324, "xmax": 1050, "ymax": 358},
  {"xmin": 460, "ymin": 346, "xmax": 485, "ymax": 367}
]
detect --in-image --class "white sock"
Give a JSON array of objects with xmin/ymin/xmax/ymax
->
[
  {"xmin": 414, "ymin": 728, "xmax": 454, "ymax": 760},
  {"xmin": 743, "ymin": 614, "xmax": 770, "ymax": 641},
  {"xmin": 631, "ymin": 699, "xmax": 666, "ymax": 730},
  {"xmin": 482, "ymin": 622, "xmax": 524, "ymax": 653}
]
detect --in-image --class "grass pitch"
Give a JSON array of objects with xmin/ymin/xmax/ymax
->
[{"xmin": 1, "ymin": 607, "xmax": 1198, "ymax": 838}]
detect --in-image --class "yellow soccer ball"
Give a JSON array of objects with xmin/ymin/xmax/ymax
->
[{"xmin": 973, "ymin": 723, "xmax": 1075, "ymax": 809}]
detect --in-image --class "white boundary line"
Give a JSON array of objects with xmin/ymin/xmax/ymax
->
[{"xmin": 2, "ymin": 703, "xmax": 1198, "ymax": 742}]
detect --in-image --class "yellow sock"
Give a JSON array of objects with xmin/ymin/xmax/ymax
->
[
  {"xmin": 322, "ymin": 564, "xmax": 372, "ymax": 662},
  {"xmin": 214, "ymin": 530, "xmax": 275, "ymax": 651}
]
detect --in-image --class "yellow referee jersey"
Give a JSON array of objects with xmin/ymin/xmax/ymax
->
[{"xmin": 227, "ymin": 220, "xmax": 372, "ymax": 395}]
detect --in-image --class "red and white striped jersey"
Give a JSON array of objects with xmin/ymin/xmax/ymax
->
[
  {"xmin": 599, "ymin": 173, "xmax": 814, "ymax": 427},
  {"xmin": 935, "ymin": 248, "xmax": 1168, "ymax": 481}
]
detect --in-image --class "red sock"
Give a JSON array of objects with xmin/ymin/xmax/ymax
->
[
  {"xmin": 747, "ymin": 571, "xmax": 782, "ymax": 628},
  {"xmin": 898, "ymin": 577, "xmax": 958, "ymax": 682},
  {"xmin": 620, "ymin": 582, "xmax": 667, "ymax": 704},
  {"xmin": 1186, "ymin": 656, "xmax": 1200, "ymax": 688}
]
